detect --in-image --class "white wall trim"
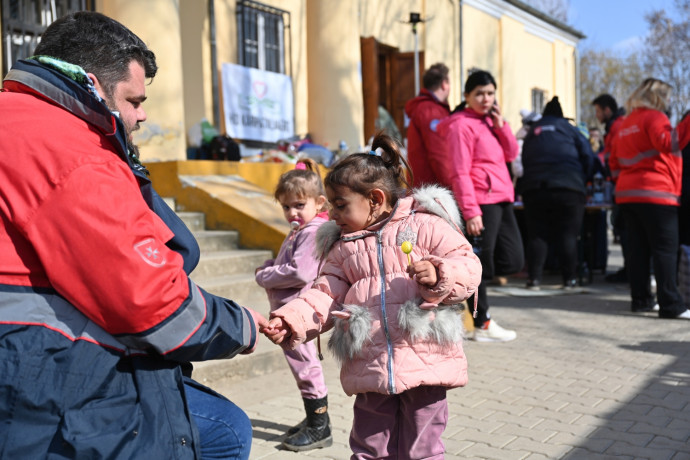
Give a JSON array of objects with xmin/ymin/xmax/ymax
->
[{"xmin": 463, "ymin": 0, "xmax": 580, "ymax": 47}]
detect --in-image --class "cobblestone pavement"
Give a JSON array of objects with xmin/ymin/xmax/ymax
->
[{"xmin": 201, "ymin": 246, "xmax": 690, "ymax": 459}]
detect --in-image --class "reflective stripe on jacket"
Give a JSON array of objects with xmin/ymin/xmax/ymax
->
[
  {"xmin": 0, "ymin": 58, "xmax": 256, "ymax": 458},
  {"xmin": 610, "ymin": 107, "xmax": 690, "ymax": 206}
]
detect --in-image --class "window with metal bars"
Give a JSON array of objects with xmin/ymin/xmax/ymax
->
[
  {"xmin": 2, "ymin": 0, "xmax": 90, "ymax": 75},
  {"xmin": 236, "ymin": 0, "xmax": 286, "ymax": 74},
  {"xmin": 531, "ymin": 88, "xmax": 546, "ymax": 114}
]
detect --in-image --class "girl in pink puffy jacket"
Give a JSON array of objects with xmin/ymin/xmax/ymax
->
[
  {"xmin": 255, "ymin": 158, "xmax": 333, "ymax": 452},
  {"xmin": 264, "ymin": 133, "xmax": 482, "ymax": 459}
]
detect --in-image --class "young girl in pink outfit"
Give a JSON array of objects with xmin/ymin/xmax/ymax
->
[
  {"xmin": 264, "ymin": 133, "xmax": 482, "ymax": 459},
  {"xmin": 255, "ymin": 158, "xmax": 332, "ymax": 452}
]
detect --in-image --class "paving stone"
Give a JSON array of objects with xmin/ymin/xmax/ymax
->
[
  {"xmin": 545, "ymin": 431, "xmax": 614, "ymax": 453},
  {"xmin": 196, "ymin": 240, "xmax": 690, "ymax": 459},
  {"xmin": 604, "ymin": 441, "xmax": 676, "ymax": 459},
  {"xmin": 504, "ymin": 436, "xmax": 574, "ymax": 457}
]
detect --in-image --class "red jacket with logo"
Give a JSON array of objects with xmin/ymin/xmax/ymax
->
[
  {"xmin": 610, "ymin": 107, "xmax": 690, "ymax": 206},
  {"xmin": 404, "ymin": 89, "xmax": 450, "ymax": 186}
]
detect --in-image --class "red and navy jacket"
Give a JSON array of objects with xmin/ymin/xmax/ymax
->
[
  {"xmin": 404, "ymin": 89, "xmax": 451, "ymax": 187},
  {"xmin": 0, "ymin": 58, "xmax": 257, "ymax": 458},
  {"xmin": 610, "ymin": 107, "xmax": 690, "ymax": 206}
]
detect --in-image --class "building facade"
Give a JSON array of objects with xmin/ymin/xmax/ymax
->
[{"xmin": 1, "ymin": 0, "xmax": 583, "ymax": 161}]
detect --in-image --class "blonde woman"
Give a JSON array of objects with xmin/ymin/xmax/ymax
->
[{"xmin": 610, "ymin": 78, "xmax": 690, "ymax": 319}]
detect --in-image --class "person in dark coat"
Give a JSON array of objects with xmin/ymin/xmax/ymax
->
[{"xmin": 519, "ymin": 96, "xmax": 597, "ymax": 289}]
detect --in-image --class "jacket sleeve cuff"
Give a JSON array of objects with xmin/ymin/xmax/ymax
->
[
  {"xmin": 418, "ymin": 255, "xmax": 454, "ymax": 303},
  {"xmin": 240, "ymin": 307, "xmax": 258, "ymax": 354}
]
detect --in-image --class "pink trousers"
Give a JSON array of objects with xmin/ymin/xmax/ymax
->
[
  {"xmin": 350, "ymin": 386, "xmax": 448, "ymax": 459},
  {"xmin": 283, "ymin": 341, "xmax": 328, "ymax": 399}
]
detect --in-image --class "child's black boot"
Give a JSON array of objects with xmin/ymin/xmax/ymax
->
[{"xmin": 281, "ymin": 396, "xmax": 333, "ymax": 451}]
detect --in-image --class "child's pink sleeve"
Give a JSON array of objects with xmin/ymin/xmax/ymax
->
[
  {"xmin": 270, "ymin": 255, "xmax": 351, "ymax": 348},
  {"xmin": 417, "ymin": 219, "xmax": 482, "ymax": 305}
]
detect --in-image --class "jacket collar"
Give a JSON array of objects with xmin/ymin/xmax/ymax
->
[{"xmin": 3, "ymin": 58, "xmax": 131, "ymax": 166}]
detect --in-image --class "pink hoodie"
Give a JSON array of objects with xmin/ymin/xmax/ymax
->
[
  {"xmin": 255, "ymin": 215, "xmax": 328, "ymax": 311},
  {"xmin": 271, "ymin": 186, "xmax": 482, "ymax": 396},
  {"xmin": 437, "ymin": 108, "xmax": 519, "ymax": 219}
]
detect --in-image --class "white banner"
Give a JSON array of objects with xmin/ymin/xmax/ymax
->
[{"xmin": 221, "ymin": 63, "xmax": 295, "ymax": 142}]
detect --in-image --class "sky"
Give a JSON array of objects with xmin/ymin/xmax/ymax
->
[{"xmin": 568, "ymin": 0, "xmax": 678, "ymax": 53}]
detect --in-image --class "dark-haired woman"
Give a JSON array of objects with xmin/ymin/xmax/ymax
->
[{"xmin": 437, "ymin": 70, "xmax": 523, "ymax": 342}]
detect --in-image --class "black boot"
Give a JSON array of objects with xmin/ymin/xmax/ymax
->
[
  {"xmin": 282, "ymin": 396, "xmax": 333, "ymax": 452},
  {"xmin": 284, "ymin": 418, "xmax": 305, "ymax": 436}
]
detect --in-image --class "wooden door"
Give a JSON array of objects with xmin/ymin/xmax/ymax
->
[
  {"xmin": 360, "ymin": 37, "xmax": 424, "ymax": 143},
  {"xmin": 391, "ymin": 51, "xmax": 424, "ymax": 137},
  {"xmin": 360, "ymin": 37, "xmax": 379, "ymax": 145}
]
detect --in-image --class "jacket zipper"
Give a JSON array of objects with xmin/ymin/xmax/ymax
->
[{"xmin": 376, "ymin": 231, "xmax": 396, "ymax": 394}]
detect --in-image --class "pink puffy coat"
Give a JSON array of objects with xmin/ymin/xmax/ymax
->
[
  {"xmin": 271, "ymin": 186, "xmax": 482, "ymax": 396},
  {"xmin": 436, "ymin": 108, "xmax": 519, "ymax": 220}
]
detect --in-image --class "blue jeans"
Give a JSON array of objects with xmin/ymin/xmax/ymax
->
[{"xmin": 184, "ymin": 377, "xmax": 252, "ymax": 459}]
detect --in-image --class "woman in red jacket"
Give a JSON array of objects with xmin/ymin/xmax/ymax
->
[{"xmin": 610, "ymin": 78, "xmax": 690, "ymax": 319}]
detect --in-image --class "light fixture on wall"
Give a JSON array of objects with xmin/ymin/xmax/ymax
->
[{"xmin": 402, "ymin": 12, "xmax": 432, "ymax": 95}]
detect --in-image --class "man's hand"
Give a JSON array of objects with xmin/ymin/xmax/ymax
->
[
  {"xmin": 407, "ymin": 260, "xmax": 439, "ymax": 287},
  {"xmin": 241, "ymin": 307, "xmax": 269, "ymax": 354}
]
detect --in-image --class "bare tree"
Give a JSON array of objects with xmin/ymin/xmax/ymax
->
[
  {"xmin": 579, "ymin": 48, "xmax": 646, "ymax": 128},
  {"xmin": 642, "ymin": 0, "xmax": 690, "ymax": 121}
]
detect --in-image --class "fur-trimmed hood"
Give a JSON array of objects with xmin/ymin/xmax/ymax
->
[{"xmin": 315, "ymin": 185, "xmax": 464, "ymax": 260}]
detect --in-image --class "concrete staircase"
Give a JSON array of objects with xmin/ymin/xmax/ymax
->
[
  {"xmin": 176, "ymin": 210, "xmax": 273, "ymax": 308},
  {"xmin": 172, "ymin": 206, "xmax": 287, "ymax": 385}
]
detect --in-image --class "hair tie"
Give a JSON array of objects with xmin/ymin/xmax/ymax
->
[
  {"xmin": 369, "ymin": 150, "xmax": 381, "ymax": 156},
  {"xmin": 294, "ymin": 162, "xmax": 307, "ymax": 170}
]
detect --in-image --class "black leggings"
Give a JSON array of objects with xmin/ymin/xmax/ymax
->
[
  {"xmin": 469, "ymin": 202, "xmax": 524, "ymax": 327},
  {"xmin": 523, "ymin": 189, "xmax": 585, "ymax": 283}
]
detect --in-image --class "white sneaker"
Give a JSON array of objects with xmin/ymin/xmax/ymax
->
[
  {"xmin": 472, "ymin": 319, "xmax": 517, "ymax": 342},
  {"xmin": 674, "ymin": 309, "xmax": 690, "ymax": 319}
]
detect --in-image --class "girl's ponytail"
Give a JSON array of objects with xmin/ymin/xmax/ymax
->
[{"xmin": 370, "ymin": 131, "xmax": 413, "ymax": 191}]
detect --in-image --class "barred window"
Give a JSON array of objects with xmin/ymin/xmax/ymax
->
[
  {"xmin": 236, "ymin": 0, "xmax": 287, "ymax": 74},
  {"xmin": 2, "ymin": 0, "xmax": 90, "ymax": 75},
  {"xmin": 531, "ymin": 88, "xmax": 546, "ymax": 113}
]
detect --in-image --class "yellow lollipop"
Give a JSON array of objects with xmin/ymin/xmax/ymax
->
[{"xmin": 401, "ymin": 241, "xmax": 413, "ymax": 265}]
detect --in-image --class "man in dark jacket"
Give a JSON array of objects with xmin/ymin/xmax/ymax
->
[
  {"xmin": 592, "ymin": 93, "xmax": 628, "ymax": 282},
  {"xmin": 0, "ymin": 12, "xmax": 266, "ymax": 459},
  {"xmin": 404, "ymin": 63, "xmax": 451, "ymax": 186}
]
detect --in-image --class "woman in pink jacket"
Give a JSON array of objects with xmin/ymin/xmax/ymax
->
[
  {"xmin": 264, "ymin": 132, "xmax": 482, "ymax": 459},
  {"xmin": 437, "ymin": 70, "xmax": 524, "ymax": 342}
]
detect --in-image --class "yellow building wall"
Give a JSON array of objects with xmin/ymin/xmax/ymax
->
[
  {"xmin": 461, "ymin": 6, "xmax": 501, "ymax": 86},
  {"xmin": 4, "ymin": 0, "xmax": 579, "ymax": 160},
  {"xmin": 553, "ymin": 40, "xmax": 577, "ymax": 119},
  {"xmin": 357, "ymin": 0, "xmax": 462, "ymax": 108},
  {"xmin": 306, "ymin": 0, "xmax": 362, "ymax": 150},
  {"xmin": 98, "ymin": 0, "xmax": 187, "ymax": 161},
  {"xmin": 461, "ymin": 3, "xmax": 579, "ymax": 131}
]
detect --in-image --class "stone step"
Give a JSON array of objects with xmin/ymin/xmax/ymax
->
[
  {"xmin": 191, "ymin": 335, "xmax": 286, "ymax": 386},
  {"xmin": 192, "ymin": 273, "xmax": 269, "ymax": 308},
  {"xmin": 191, "ymin": 249, "xmax": 273, "ymax": 278},
  {"xmin": 193, "ymin": 230, "xmax": 239, "ymax": 252},
  {"xmin": 163, "ymin": 196, "xmax": 176, "ymax": 210},
  {"xmin": 177, "ymin": 211, "xmax": 206, "ymax": 232}
]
